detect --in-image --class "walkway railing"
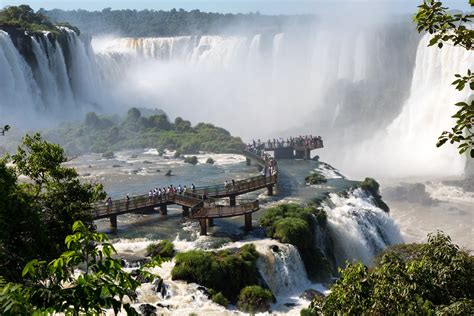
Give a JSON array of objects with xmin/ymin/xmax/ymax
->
[{"xmin": 191, "ymin": 199, "xmax": 259, "ymax": 219}]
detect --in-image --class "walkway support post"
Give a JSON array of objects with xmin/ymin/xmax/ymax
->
[
  {"xmin": 110, "ymin": 215, "xmax": 117, "ymax": 232},
  {"xmin": 246, "ymin": 158, "xmax": 251, "ymax": 166},
  {"xmin": 267, "ymin": 185, "xmax": 274, "ymax": 196},
  {"xmin": 160, "ymin": 205, "xmax": 167, "ymax": 215},
  {"xmin": 199, "ymin": 219, "xmax": 207, "ymax": 236},
  {"xmin": 207, "ymin": 218, "xmax": 214, "ymax": 227},
  {"xmin": 229, "ymin": 195, "xmax": 236, "ymax": 207},
  {"xmin": 182, "ymin": 206, "xmax": 189, "ymax": 217},
  {"xmin": 244, "ymin": 213, "xmax": 252, "ymax": 231}
]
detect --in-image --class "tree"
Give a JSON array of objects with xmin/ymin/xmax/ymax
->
[
  {"xmin": 0, "ymin": 134, "xmax": 105, "ymax": 281},
  {"xmin": 414, "ymin": 0, "xmax": 474, "ymax": 157},
  {"xmin": 302, "ymin": 231, "xmax": 474, "ymax": 315},
  {"xmin": 0, "ymin": 221, "xmax": 141, "ymax": 315}
]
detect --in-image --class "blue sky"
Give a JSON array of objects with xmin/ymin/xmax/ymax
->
[{"xmin": 0, "ymin": 0, "xmax": 471, "ymax": 14}]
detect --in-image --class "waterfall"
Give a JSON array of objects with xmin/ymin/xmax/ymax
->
[
  {"xmin": 0, "ymin": 28, "xmax": 105, "ymax": 125},
  {"xmin": 348, "ymin": 33, "xmax": 473, "ymax": 178},
  {"xmin": 323, "ymin": 188, "xmax": 403, "ymax": 266}
]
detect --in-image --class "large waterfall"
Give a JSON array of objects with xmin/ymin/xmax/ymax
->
[
  {"xmin": 1, "ymin": 18, "xmax": 470, "ymax": 177},
  {"xmin": 0, "ymin": 28, "xmax": 104, "ymax": 125}
]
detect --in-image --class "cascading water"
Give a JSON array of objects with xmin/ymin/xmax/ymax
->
[
  {"xmin": 348, "ymin": 33, "xmax": 473, "ymax": 178},
  {"xmin": 323, "ymin": 188, "xmax": 403, "ymax": 266},
  {"xmin": 0, "ymin": 28, "xmax": 105, "ymax": 125}
]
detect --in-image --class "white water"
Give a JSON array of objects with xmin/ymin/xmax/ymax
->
[
  {"xmin": 323, "ymin": 188, "xmax": 403, "ymax": 266},
  {"xmin": 0, "ymin": 29, "xmax": 105, "ymax": 125},
  {"xmin": 347, "ymin": 34, "xmax": 473, "ymax": 178}
]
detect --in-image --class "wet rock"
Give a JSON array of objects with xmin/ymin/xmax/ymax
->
[
  {"xmin": 284, "ymin": 303, "xmax": 297, "ymax": 307},
  {"xmin": 130, "ymin": 269, "xmax": 152, "ymax": 284},
  {"xmin": 130, "ymin": 154, "xmax": 138, "ymax": 158},
  {"xmin": 151, "ymin": 277, "xmax": 168, "ymax": 298},
  {"xmin": 165, "ymin": 170, "xmax": 172, "ymax": 176},
  {"xmin": 270, "ymin": 245, "xmax": 280, "ymax": 253},
  {"xmin": 156, "ymin": 303, "xmax": 170, "ymax": 309},
  {"xmin": 138, "ymin": 303, "xmax": 156, "ymax": 316},
  {"xmin": 112, "ymin": 164, "xmax": 122, "ymax": 168},
  {"xmin": 143, "ymin": 160, "xmax": 152, "ymax": 164},
  {"xmin": 300, "ymin": 289, "xmax": 325, "ymax": 301},
  {"xmin": 116, "ymin": 254, "xmax": 150, "ymax": 268},
  {"xmin": 156, "ymin": 169, "xmax": 161, "ymax": 172},
  {"xmin": 197, "ymin": 285, "xmax": 211, "ymax": 298},
  {"xmin": 383, "ymin": 183, "xmax": 438, "ymax": 206}
]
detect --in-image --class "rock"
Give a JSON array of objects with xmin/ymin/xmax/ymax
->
[
  {"xmin": 116, "ymin": 254, "xmax": 150, "ymax": 268},
  {"xmin": 284, "ymin": 303, "xmax": 297, "ymax": 307},
  {"xmin": 383, "ymin": 182, "xmax": 438, "ymax": 206},
  {"xmin": 112, "ymin": 164, "xmax": 122, "ymax": 168},
  {"xmin": 156, "ymin": 169, "xmax": 161, "ymax": 172},
  {"xmin": 197, "ymin": 285, "xmax": 211, "ymax": 298},
  {"xmin": 143, "ymin": 160, "xmax": 152, "ymax": 164},
  {"xmin": 138, "ymin": 303, "xmax": 156, "ymax": 316},
  {"xmin": 270, "ymin": 245, "xmax": 280, "ymax": 253},
  {"xmin": 130, "ymin": 154, "xmax": 138, "ymax": 158},
  {"xmin": 165, "ymin": 170, "xmax": 172, "ymax": 176},
  {"xmin": 156, "ymin": 303, "xmax": 170, "ymax": 309},
  {"xmin": 300, "ymin": 289, "xmax": 325, "ymax": 301},
  {"xmin": 130, "ymin": 269, "xmax": 152, "ymax": 284},
  {"xmin": 151, "ymin": 277, "xmax": 168, "ymax": 298}
]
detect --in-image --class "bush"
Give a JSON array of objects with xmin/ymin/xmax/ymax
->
[
  {"xmin": 206, "ymin": 157, "xmax": 215, "ymax": 164},
  {"xmin": 102, "ymin": 151, "xmax": 115, "ymax": 159},
  {"xmin": 212, "ymin": 292, "xmax": 229, "ymax": 307},
  {"xmin": 305, "ymin": 172, "xmax": 327, "ymax": 184},
  {"xmin": 359, "ymin": 177, "xmax": 389, "ymax": 213},
  {"xmin": 145, "ymin": 240, "xmax": 174, "ymax": 260},
  {"xmin": 303, "ymin": 232, "xmax": 474, "ymax": 315},
  {"xmin": 260, "ymin": 203, "xmax": 332, "ymax": 281},
  {"xmin": 237, "ymin": 285, "xmax": 273, "ymax": 313},
  {"xmin": 184, "ymin": 156, "xmax": 198, "ymax": 165},
  {"xmin": 171, "ymin": 244, "xmax": 261, "ymax": 302}
]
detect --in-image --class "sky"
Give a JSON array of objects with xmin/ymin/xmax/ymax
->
[{"xmin": 0, "ymin": 0, "xmax": 471, "ymax": 14}]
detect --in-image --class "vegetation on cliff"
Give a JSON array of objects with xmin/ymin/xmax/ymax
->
[
  {"xmin": 260, "ymin": 203, "xmax": 332, "ymax": 281},
  {"xmin": 305, "ymin": 171, "xmax": 327, "ymax": 184},
  {"xmin": 302, "ymin": 232, "xmax": 474, "ymax": 315},
  {"xmin": 44, "ymin": 108, "xmax": 245, "ymax": 155},
  {"xmin": 358, "ymin": 177, "xmax": 390, "ymax": 213},
  {"xmin": 0, "ymin": 5, "xmax": 78, "ymax": 35},
  {"xmin": 41, "ymin": 7, "xmax": 312, "ymax": 37},
  {"xmin": 171, "ymin": 244, "xmax": 265, "ymax": 304}
]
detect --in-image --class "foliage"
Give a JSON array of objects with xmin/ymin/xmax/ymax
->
[
  {"xmin": 0, "ymin": 134, "xmax": 105, "ymax": 281},
  {"xmin": 145, "ymin": 240, "xmax": 175, "ymax": 260},
  {"xmin": 0, "ymin": 221, "xmax": 140, "ymax": 315},
  {"xmin": 305, "ymin": 171, "xmax": 327, "ymax": 184},
  {"xmin": 206, "ymin": 157, "xmax": 215, "ymax": 164},
  {"xmin": 0, "ymin": 5, "xmax": 77, "ymax": 35},
  {"xmin": 41, "ymin": 8, "xmax": 312, "ymax": 37},
  {"xmin": 184, "ymin": 156, "xmax": 198, "ymax": 165},
  {"xmin": 358, "ymin": 177, "xmax": 390, "ymax": 212},
  {"xmin": 0, "ymin": 125, "xmax": 9, "ymax": 136},
  {"xmin": 211, "ymin": 291, "xmax": 229, "ymax": 307},
  {"xmin": 260, "ymin": 203, "xmax": 332, "ymax": 281},
  {"xmin": 171, "ymin": 244, "xmax": 261, "ymax": 302},
  {"xmin": 302, "ymin": 231, "xmax": 474, "ymax": 315},
  {"xmin": 237, "ymin": 285, "xmax": 273, "ymax": 314},
  {"xmin": 414, "ymin": 0, "xmax": 474, "ymax": 157},
  {"xmin": 44, "ymin": 108, "xmax": 244, "ymax": 155}
]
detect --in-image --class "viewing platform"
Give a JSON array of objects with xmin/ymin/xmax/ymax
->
[
  {"xmin": 90, "ymin": 149, "xmax": 275, "ymax": 235},
  {"xmin": 260, "ymin": 138, "xmax": 323, "ymax": 160}
]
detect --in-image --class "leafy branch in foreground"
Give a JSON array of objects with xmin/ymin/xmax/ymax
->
[
  {"xmin": 0, "ymin": 125, "xmax": 9, "ymax": 136},
  {"xmin": 0, "ymin": 221, "xmax": 147, "ymax": 315},
  {"xmin": 414, "ymin": 0, "xmax": 474, "ymax": 157}
]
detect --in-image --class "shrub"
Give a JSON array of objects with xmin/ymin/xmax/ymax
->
[
  {"xmin": 102, "ymin": 151, "xmax": 115, "ymax": 159},
  {"xmin": 171, "ymin": 244, "xmax": 260, "ymax": 302},
  {"xmin": 211, "ymin": 292, "xmax": 229, "ymax": 307},
  {"xmin": 237, "ymin": 285, "xmax": 273, "ymax": 313},
  {"xmin": 184, "ymin": 156, "xmax": 198, "ymax": 165},
  {"xmin": 273, "ymin": 218, "xmax": 311, "ymax": 250},
  {"xmin": 303, "ymin": 232, "xmax": 474, "ymax": 315},
  {"xmin": 145, "ymin": 240, "xmax": 174, "ymax": 260},
  {"xmin": 206, "ymin": 157, "xmax": 215, "ymax": 164},
  {"xmin": 305, "ymin": 172, "xmax": 327, "ymax": 184}
]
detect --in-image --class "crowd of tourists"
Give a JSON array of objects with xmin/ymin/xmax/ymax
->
[{"xmin": 248, "ymin": 135, "xmax": 323, "ymax": 150}]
